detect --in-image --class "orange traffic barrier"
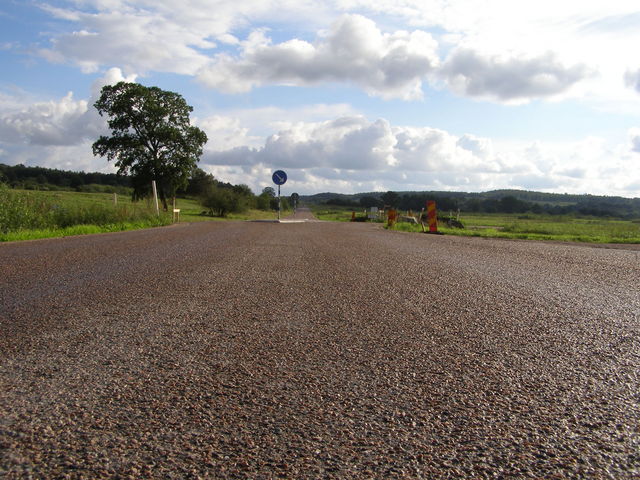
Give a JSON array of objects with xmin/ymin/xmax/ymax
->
[
  {"xmin": 426, "ymin": 200, "xmax": 438, "ymax": 233},
  {"xmin": 387, "ymin": 209, "xmax": 397, "ymax": 227}
]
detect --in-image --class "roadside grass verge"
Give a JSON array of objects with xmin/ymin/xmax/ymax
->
[
  {"xmin": 309, "ymin": 204, "xmax": 640, "ymax": 244},
  {"xmin": 0, "ymin": 218, "xmax": 171, "ymax": 242},
  {"xmin": 0, "ymin": 187, "xmax": 293, "ymax": 241},
  {"xmin": 182, "ymin": 207, "xmax": 293, "ymax": 222},
  {"xmin": 390, "ymin": 213, "xmax": 640, "ymax": 244},
  {"xmin": 311, "ymin": 206, "xmax": 363, "ymax": 222},
  {"xmin": 1, "ymin": 187, "xmax": 172, "ymax": 241}
]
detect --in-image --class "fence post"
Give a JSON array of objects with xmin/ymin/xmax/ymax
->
[{"xmin": 152, "ymin": 180, "xmax": 159, "ymax": 216}]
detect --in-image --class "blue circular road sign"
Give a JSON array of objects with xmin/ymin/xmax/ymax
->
[{"xmin": 272, "ymin": 170, "xmax": 287, "ymax": 185}]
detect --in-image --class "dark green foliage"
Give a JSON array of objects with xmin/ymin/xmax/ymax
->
[
  {"xmin": 381, "ymin": 191, "xmax": 400, "ymax": 208},
  {"xmin": 198, "ymin": 179, "xmax": 287, "ymax": 216},
  {"xmin": 262, "ymin": 186, "xmax": 276, "ymax": 197},
  {"xmin": 398, "ymin": 193, "xmax": 459, "ymax": 212},
  {"xmin": 256, "ymin": 186, "xmax": 280, "ymax": 211},
  {"xmin": 201, "ymin": 186, "xmax": 252, "ymax": 217},
  {"xmin": 359, "ymin": 195, "xmax": 383, "ymax": 208},
  {"xmin": 499, "ymin": 195, "xmax": 529, "ymax": 213},
  {"xmin": 271, "ymin": 196, "xmax": 290, "ymax": 211},
  {"xmin": 303, "ymin": 189, "xmax": 640, "ymax": 218},
  {"xmin": 76, "ymin": 184, "xmax": 132, "ymax": 194},
  {"xmin": 324, "ymin": 197, "xmax": 359, "ymax": 207},
  {"xmin": 233, "ymin": 184, "xmax": 254, "ymax": 198},
  {"xmin": 182, "ymin": 167, "xmax": 217, "ymax": 196},
  {"xmin": 256, "ymin": 192, "xmax": 272, "ymax": 210},
  {"xmin": 0, "ymin": 163, "xmax": 130, "ymax": 191},
  {"xmin": 93, "ymin": 82, "xmax": 207, "ymax": 210}
]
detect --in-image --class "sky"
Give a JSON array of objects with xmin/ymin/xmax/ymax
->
[{"xmin": 1, "ymin": 1, "xmax": 640, "ymax": 197}]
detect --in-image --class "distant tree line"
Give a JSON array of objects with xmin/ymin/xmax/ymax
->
[
  {"xmin": 4, "ymin": 163, "xmax": 638, "ymax": 218},
  {"xmin": 0, "ymin": 163, "xmax": 131, "ymax": 193},
  {"xmin": 324, "ymin": 191, "xmax": 640, "ymax": 218},
  {"xmin": 0, "ymin": 163, "xmax": 289, "ymax": 217}
]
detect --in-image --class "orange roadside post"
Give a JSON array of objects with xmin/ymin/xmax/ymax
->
[
  {"xmin": 387, "ymin": 209, "xmax": 397, "ymax": 227},
  {"xmin": 426, "ymin": 200, "xmax": 438, "ymax": 233}
]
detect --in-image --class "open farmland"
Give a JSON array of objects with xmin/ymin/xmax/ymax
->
[{"xmin": 312, "ymin": 206, "xmax": 640, "ymax": 244}]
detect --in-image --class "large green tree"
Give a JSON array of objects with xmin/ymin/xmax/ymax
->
[{"xmin": 92, "ymin": 82, "xmax": 208, "ymax": 210}]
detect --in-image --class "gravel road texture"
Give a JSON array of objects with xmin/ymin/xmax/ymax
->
[{"xmin": 1, "ymin": 208, "xmax": 639, "ymax": 478}]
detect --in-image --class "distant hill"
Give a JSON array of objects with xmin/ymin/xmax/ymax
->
[{"xmin": 3, "ymin": 163, "xmax": 639, "ymax": 218}]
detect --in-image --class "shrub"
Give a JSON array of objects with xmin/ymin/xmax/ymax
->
[
  {"xmin": 201, "ymin": 187, "xmax": 250, "ymax": 217},
  {"xmin": 0, "ymin": 184, "xmax": 53, "ymax": 232}
]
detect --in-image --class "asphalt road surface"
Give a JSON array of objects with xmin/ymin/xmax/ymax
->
[{"xmin": 1, "ymin": 209, "xmax": 639, "ymax": 478}]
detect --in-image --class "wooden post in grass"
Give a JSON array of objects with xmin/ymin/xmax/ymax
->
[
  {"xmin": 172, "ymin": 197, "xmax": 180, "ymax": 223},
  {"xmin": 113, "ymin": 192, "xmax": 117, "ymax": 206},
  {"xmin": 152, "ymin": 180, "xmax": 159, "ymax": 216}
]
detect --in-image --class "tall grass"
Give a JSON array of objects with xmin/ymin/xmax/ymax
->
[{"xmin": 0, "ymin": 184, "xmax": 170, "ymax": 240}]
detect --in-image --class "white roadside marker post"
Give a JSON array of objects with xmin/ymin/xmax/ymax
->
[{"xmin": 152, "ymin": 180, "xmax": 159, "ymax": 216}]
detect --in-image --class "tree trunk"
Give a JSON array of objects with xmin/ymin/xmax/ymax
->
[{"xmin": 159, "ymin": 190, "xmax": 168, "ymax": 211}]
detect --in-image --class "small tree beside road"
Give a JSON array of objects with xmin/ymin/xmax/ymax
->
[{"xmin": 92, "ymin": 82, "xmax": 208, "ymax": 210}]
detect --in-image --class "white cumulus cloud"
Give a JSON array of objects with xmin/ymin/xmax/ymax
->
[
  {"xmin": 629, "ymin": 128, "xmax": 640, "ymax": 153},
  {"xmin": 38, "ymin": 9, "xmax": 213, "ymax": 74},
  {"xmin": 440, "ymin": 49, "xmax": 592, "ymax": 103},
  {"xmin": 624, "ymin": 68, "xmax": 640, "ymax": 93},
  {"xmin": 36, "ymin": 0, "xmax": 333, "ymax": 75},
  {"xmin": 197, "ymin": 114, "xmax": 640, "ymax": 197},
  {"xmin": 0, "ymin": 67, "xmax": 135, "ymax": 147},
  {"xmin": 32, "ymin": 3, "xmax": 611, "ymax": 104},
  {"xmin": 197, "ymin": 115, "xmax": 262, "ymax": 151},
  {"xmin": 203, "ymin": 115, "xmax": 501, "ymax": 175},
  {"xmin": 197, "ymin": 14, "xmax": 439, "ymax": 100}
]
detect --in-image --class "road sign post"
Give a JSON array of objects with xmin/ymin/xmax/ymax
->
[{"xmin": 272, "ymin": 170, "xmax": 287, "ymax": 221}]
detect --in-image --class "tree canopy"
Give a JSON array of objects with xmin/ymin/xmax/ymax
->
[
  {"xmin": 92, "ymin": 81, "xmax": 207, "ymax": 209},
  {"xmin": 381, "ymin": 191, "xmax": 399, "ymax": 208}
]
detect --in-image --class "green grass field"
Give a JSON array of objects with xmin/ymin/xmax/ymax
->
[
  {"xmin": 310, "ymin": 206, "xmax": 362, "ymax": 222},
  {"xmin": 4, "ymin": 189, "xmax": 638, "ymax": 244},
  {"xmin": 0, "ymin": 188, "xmax": 288, "ymax": 242},
  {"xmin": 311, "ymin": 205, "xmax": 640, "ymax": 244}
]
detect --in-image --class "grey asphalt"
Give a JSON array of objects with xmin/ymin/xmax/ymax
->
[{"xmin": 1, "ymin": 212, "xmax": 639, "ymax": 478}]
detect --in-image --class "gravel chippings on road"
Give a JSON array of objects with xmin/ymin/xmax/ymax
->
[{"xmin": 1, "ymin": 210, "xmax": 639, "ymax": 478}]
